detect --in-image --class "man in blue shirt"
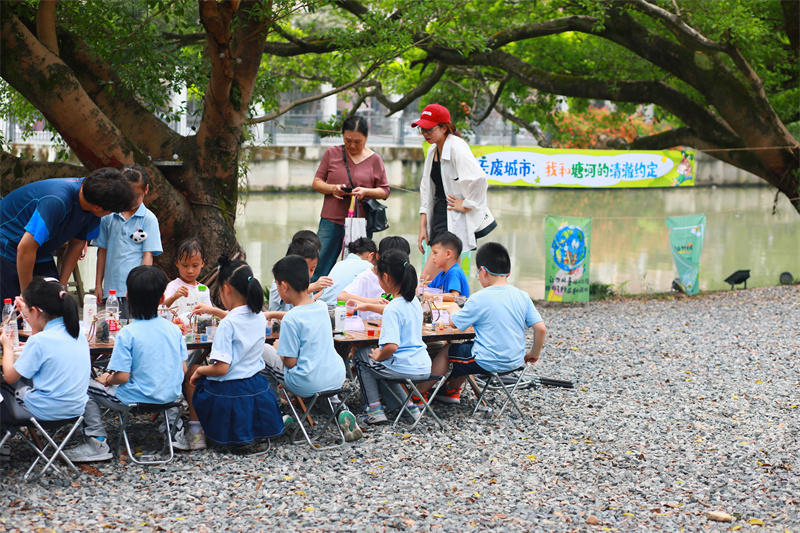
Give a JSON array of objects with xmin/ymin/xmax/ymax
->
[{"xmin": 0, "ymin": 168, "xmax": 136, "ymax": 300}]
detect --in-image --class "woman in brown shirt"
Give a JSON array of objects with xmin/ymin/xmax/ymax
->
[{"xmin": 312, "ymin": 115, "xmax": 390, "ymax": 281}]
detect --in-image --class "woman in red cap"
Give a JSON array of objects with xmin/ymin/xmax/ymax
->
[{"xmin": 412, "ymin": 104, "xmax": 493, "ymax": 281}]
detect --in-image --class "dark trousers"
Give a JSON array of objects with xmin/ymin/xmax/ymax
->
[{"xmin": 1, "ymin": 256, "xmax": 59, "ymax": 301}]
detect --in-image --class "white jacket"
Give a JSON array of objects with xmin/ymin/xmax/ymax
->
[{"xmin": 419, "ymin": 134, "xmax": 488, "ymax": 251}]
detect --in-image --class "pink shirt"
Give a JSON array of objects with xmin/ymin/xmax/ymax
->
[{"xmin": 316, "ymin": 145, "xmax": 390, "ymax": 225}]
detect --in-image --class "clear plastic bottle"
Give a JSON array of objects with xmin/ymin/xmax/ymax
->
[
  {"xmin": 105, "ymin": 290, "xmax": 120, "ymax": 340},
  {"xmin": 196, "ymin": 285, "xmax": 213, "ymax": 334},
  {"xmin": 2, "ymin": 298, "xmax": 20, "ymax": 349},
  {"xmin": 334, "ymin": 300, "xmax": 346, "ymax": 332}
]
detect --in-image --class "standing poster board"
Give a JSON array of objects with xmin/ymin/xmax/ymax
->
[
  {"xmin": 545, "ymin": 217, "xmax": 592, "ymax": 302},
  {"xmin": 666, "ymin": 214, "xmax": 706, "ymax": 296}
]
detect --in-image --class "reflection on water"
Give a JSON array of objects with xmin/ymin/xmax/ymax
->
[{"xmin": 235, "ymin": 187, "xmax": 799, "ymax": 300}]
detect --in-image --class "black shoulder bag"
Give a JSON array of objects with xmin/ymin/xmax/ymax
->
[{"xmin": 341, "ymin": 145, "xmax": 390, "ymax": 233}]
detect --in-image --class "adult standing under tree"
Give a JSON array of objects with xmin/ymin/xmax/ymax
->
[
  {"xmin": 414, "ymin": 104, "xmax": 493, "ymax": 282},
  {"xmin": 0, "ymin": 168, "xmax": 136, "ymax": 300},
  {"xmin": 311, "ymin": 115, "xmax": 390, "ymax": 281}
]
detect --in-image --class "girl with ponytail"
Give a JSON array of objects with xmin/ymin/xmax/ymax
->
[
  {"xmin": 1, "ymin": 277, "xmax": 90, "ymax": 432},
  {"xmin": 185, "ymin": 256, "xmax": 284, "ymax": 447},
  {"xmin": 352, "ymin": 249, "xmax": 432, "ymax": 425}
]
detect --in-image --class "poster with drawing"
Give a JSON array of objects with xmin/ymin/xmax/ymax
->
[
  {"xmin": 666, "ymin": 214, "xmax": 706, "ymax": 296},
  {"xmin": 545, "ymin": 216, "xmax": 592, "ymax": 302}
]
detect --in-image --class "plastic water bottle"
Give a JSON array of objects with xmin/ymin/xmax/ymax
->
[
  {"xmin": 196, "ymin": 285, "xmax": 213, "ymax": 333},
  {"xmin": 83, "ymin": 294, "xmax": 97, "ymax": 325},
  {"xmin": 105, "ymin": 290, "xmax": 119, "ymax": 340},
  {"xmin": 334, "ymin": 300, "xmax": 346, "ymax": 332},
  {"xmin": 2, "ymin": 298, "xmax": 20, "ymax": 349}
]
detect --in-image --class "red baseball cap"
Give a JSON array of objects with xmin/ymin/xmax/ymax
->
[{"xmin": 411, "ymin": 104, "xmax": 451, "ymax": 129}]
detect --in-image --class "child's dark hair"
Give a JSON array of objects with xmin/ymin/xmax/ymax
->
[
  {"xmin": 342, "ymin": 115, "xmax": 369, "ymax": 137},
  {"xmin": 121, "ymin": 164, "xmax": 149, "ymax": 188},
  {"xmin": 347, "ymin": 237, "xmax": 377, "ymax": 256},
  {"xmin": 376, "ymin": 249, "xmax": 417, "ymax": 302},
  {"xmin": 291, "ymin": 230, "xmax": 321, "ymax": 251},
  {"xmin": 475, "ymin": 242, "xmax": 511, "ymax": 276},
  {"xmin": 22, "ymin": 277, "xmax": 80, "ymax": 339},
  {"xmin": 175, "ymin": 237, "xmax": 205, "ymax": 263},
  {"xmin": 272, "ymin": 255, "xmax": 309, "ymax": 293},
  {"xmin": 82, "ymin": 167, "xmax": 137, "ymax": 213},
  {"xmin": 431, "ymin": 231, "xmax": 463, "ymax": 257},
  {"xmin": 378, "ymin": 235, "xmax": 410, "ymax": 256},
  {"xmin": 126, "ymin": 266, "xmax": 168, "ymax": 320},
  {"xmin": 217, "ymin": 255, "xmax": 263, "ymax": 313},
  {"xmin": 286, "ymin": 238, "xmax": 319, "ymax": 261}
]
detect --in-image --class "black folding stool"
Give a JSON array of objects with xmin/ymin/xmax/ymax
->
[{"xmin": 0, "ymin": 415, "xmax": 83, "ymax": 482}]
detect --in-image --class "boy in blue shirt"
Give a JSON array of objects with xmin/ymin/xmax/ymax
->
[
  {"xmin": 423, "ymin": 231, "xmax": 469, "ymax": 302},
  {"xmin": 0, "ymin": 168, "xmax": 136, "ymax": 301},
  {"xmin": 416, "ymin": 242, "xmax": 546, "ymax": 405},
  {"xmin": 261, "ymin": 255, "xmax": 362, "ymax": 441},
  {"xmin": 66, "ymin": 266, "xmax": 188, "ymax": 462},
  {"xmin": 268, "ymin": 237, "xmax": 333, "ymax": 314},
  {"xmin": 93, "ymin": 165, "xmax": 162, "ymax": 319}
]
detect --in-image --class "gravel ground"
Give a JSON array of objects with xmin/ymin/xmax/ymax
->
[{"xmin": 2, "ymin": 285, "xmax": 798, "ymax": 532}]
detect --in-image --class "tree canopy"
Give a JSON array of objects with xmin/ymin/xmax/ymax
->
[{"xmin": 1, "ymin": 0, "xmax": 798, "ymax": 278}]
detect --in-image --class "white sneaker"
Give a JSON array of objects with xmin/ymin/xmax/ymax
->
[
  {"xmin": 65, "ymin": 437, "xmax": 112, "ymax": 463},
  {"xmin": 358, "ymin": 405, "xmax": 388, "ymax": 425},
  {"xmin": 187, "ymin": 429, "xmax": 207, "ymax": 450},
  {"xmin": 172, "ymin": 428, "xmax": 190, "ymax": 451},
  {"xmin": 338, "ymin": 411, "xmax": 363, "ymax": 441}
]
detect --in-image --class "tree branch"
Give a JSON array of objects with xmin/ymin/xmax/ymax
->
[
  {"xmin": 626, "ymin": 0, "xmax": 728, "ymax": 52},
  {"xmin": 471, "ymin": 74, "xmax": 509, "ymax": 123},
  {"xmin": 36, "ymin": 0, "xmax": 59, "ymax": 56},
  {"xmin": 247, "ymin": 62, "xmax": 383, "ymax": 124},
  {"xmin": 494, "ymin": 103, "xmax": 550, "ymax": 147},
  {"xmin": 1, "ymin": 151, "xmax": 86, "ymax": 193},
  {"xmin": 369, "ymin": 62, "xmax": 448, "ymax": 116}
]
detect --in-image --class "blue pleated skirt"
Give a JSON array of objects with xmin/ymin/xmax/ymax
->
[{"xmin": 193, "ymin": 373, "xmax": 284, "ymax": 445}]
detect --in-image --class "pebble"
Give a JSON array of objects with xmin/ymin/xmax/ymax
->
[{"xmin": 1, "ymin": 286, "xmax": 799, "ymax": 531}]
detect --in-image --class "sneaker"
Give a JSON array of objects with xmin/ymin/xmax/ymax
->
[
  {"xmin": 188, "ymin": 429, "xmax": 207, "ymax": 450},
  {"xmin": 338, "ymin": 411, "xmax": 363, "ymax": 442},
  {"xmin": 358, "ymin": 405, "xmax": 388, "ymax": 425},
  {"xmin": 64, "ymin": 437, "xmax": 112, "ymax": 463},
  {"xmin": 403, "ymin": 404, "xmax": 421, "ymax": 421},
  {"xmin": 172, "ymin": 428, "xmax": 190, "ymax": 451},
  {"xmin": 434, "ymin": 385, "xmax": 461, "ymax": 404},
  {"xmin": 283, "ymin": 415, "xmax": 295, "ymax": 430},
  {"xmin": 410, "ymin": 391, "xmax": 430, "ymax": 405}
]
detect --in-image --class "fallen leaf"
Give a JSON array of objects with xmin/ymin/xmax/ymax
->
[
  {"xmin": 526, "ymin": 455, "xmax": 536, "ymax": 462},
  {"xmin": 705, "ymin": 511, "xmax": 732, "ymax": 522},
  {"xmin": 748, "ymin": 518, "xmax": 764, "ymax": 526}
]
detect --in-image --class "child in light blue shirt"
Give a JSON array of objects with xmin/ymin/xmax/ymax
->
[
  {"xmin": 1, "ymin": 277, "xmax": 90, "ymax": 432},
  {"xmin": 261, "ymin": 254, "xmax": 362, "ymax": 442},
  {"xmin": 417, "ymin": 242, "xmax": 546, "ymax": 405},
  {"xmin": 93, "ymin": 165, "xmax": 162, "ymax": 318},
  {"xmin": 268, "ymin": 237, "xmax": 333, "ymax": 313},
  {"xmin": 319, "ymin": 237, "xmax": 376, "ymax": 306},
  {"xmin": 66, "ymin": 266, "xmax": 187, "ymax": 463},
  {"xmin": 188, "ymin": 257, "xmax": 283, "ymax": 446},
  {"xmin": 354, "ymin": 249, "xmax": 431, "ymax": 425}
]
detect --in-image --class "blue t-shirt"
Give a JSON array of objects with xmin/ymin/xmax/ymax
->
[
  {"xmin": 379, "ymin": 297, "xmax": 431, "ymax": 376},
  {"xmin": 13, "ymin": 318, "xmax": 90, "ymax": 420},
  {"xmin": 108, "ymin": 317, "xmax": 187, "ymax": 405},
  {"xmin": 277, "ymin": 300, "xmax": 345, "ymax": 397},
  {"xmin": 451, "ymin": 285, "xmax": 542, "ymax": 372},
  {"xmin": 0, "ymin": 178, "xmax": 101, "ymax": 262},
  {"xmin": 207, "ymin": 306, "xmax": 267, "ymax": 381},
  {"xmin": 93, "ymin": 203, "xmax": 163, "ymax": 298},
  {"xmin": 430, "ymin": 262, "xmax": 470, "ymax": 297},
  {"xmin": 320, "ymin": 254, "xmax": 373, "ymax": 306}
]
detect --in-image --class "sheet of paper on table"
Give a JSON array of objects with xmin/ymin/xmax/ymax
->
[
  {"xmin": 345, "ymin": 317, "xmax": 365, "ymax": 332},
  {"xmin": 432, "ymin": 311, "xmax": 450, "ymax": 325}
]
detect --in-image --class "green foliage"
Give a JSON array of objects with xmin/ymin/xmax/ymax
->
[{"xmin": 589, "ymin": 281, "xmax": 614, "ymax": 301}]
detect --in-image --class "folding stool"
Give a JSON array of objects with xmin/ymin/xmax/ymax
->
[
  {"xmin": 384, "ymin": 374, "xmax": 448, "ymax": 430},
  {"xmin": 115, "ymin": 401, "xmax": 182, "ymax": 465},
  {"xmin": 0, "ymin": 416, "xmax": 83, "ymax": 482},
  {"xmin": 467, "ymin": 366, "xmax": 529, "ymax": 418},
  {"xmin": 282, "ymin": 387, "xmax": 354, "ymax": 450}
]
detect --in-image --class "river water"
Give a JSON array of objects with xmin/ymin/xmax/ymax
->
[{"xmin": 234, "ymin": 186, "xmax": 799, "ymax": 300}]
